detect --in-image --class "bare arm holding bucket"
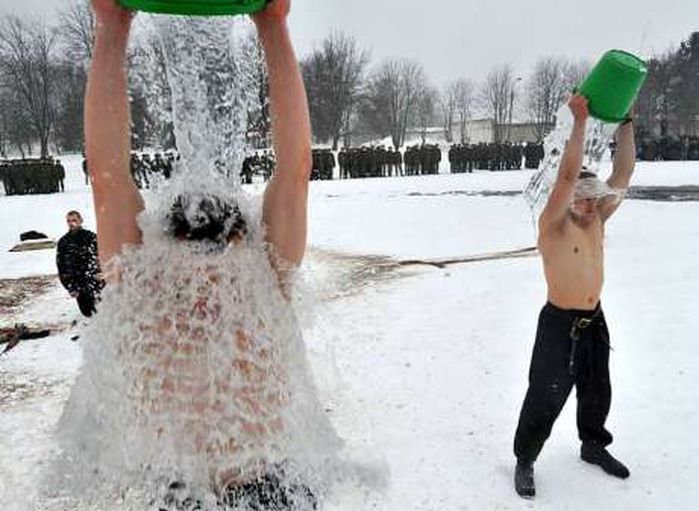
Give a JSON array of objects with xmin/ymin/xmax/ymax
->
[
  {"xmin": 599, "ymin": 121, "xmax": 635, "ymax": 221},
  {"xmin": 253, "ymin": 0, "xmax": 313, "ymax": 268},
  {"xmin": 86, "ymin": 0, "xmax": 144, "ymax": 272},
  {"xmin": 539, "ymin": 94, "xmax": 589, "ymax": 232}
]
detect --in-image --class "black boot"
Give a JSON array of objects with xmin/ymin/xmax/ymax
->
[
  {"xmin": 514, "ymin": 459, "xmax": 535, "ymax": 499},
  {"xmin": 580, "ymin": 444, "xmax": 630, "ymax": 479}
]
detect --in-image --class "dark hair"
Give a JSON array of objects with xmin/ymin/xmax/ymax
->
[
  {"xmin": 66, "ymin": 210, "xmax": 83, "ymax": 219},
  {"xmin": 166, "ymin": 194, "xmax": 247, "ymax": 244}
]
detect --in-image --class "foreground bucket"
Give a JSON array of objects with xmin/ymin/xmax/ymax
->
[
  {"xmin": 577, "ymin": 50, "xmax": 648, "ymax": 123},
  {"xmin": 117, "ymin": 0, "xmax": 268, "ymax": 16}
]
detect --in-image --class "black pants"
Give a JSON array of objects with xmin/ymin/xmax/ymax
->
[
  {"xmin": 514, "ymin": 302, "xmax": 614, "ymax": 463},
  {"xmin": 224, "ymin": 472, "xmax": 317, "ymax": 510},
  {"xmin": 76, "ymin": 291, "xmax": 97, "ymax": 317},
  {"xmin": 157, "ymin": 468, "xmax": 317, "ymax": 511}
]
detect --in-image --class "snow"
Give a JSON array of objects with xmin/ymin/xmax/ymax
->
[{"xmin": 1, "ymin": 157, "xmax": 698, "ymax": 510}]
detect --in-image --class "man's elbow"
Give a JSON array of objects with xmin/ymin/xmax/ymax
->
[{"xmin": 297, "ymin": 146, "xmax": 313, "ymax": 182}]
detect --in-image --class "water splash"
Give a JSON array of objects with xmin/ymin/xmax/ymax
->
[
  {"xmin": 34, "ymin": 15, "xmax": 383, "ymax": 511},
  {"xmin": 523, "ymin": 105, "xmax": 619, "ymax": 226}
]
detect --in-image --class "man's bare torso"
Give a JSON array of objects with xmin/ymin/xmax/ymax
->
[
  {"xmin": 539, "ymin": 215, "xmax": 604, "ymax": 310},
  {"xmin": 135, "ymin": 266, "xmax": 286, "ymax": 484}
]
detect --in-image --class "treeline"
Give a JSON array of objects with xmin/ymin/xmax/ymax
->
[
  {"xmin": 301, "ymin": 32, "xmax": 698, "ymax": 148},
  {"xmin": 635, "ymin": 32, "xmax": 699, "ymax": 140},
  {"xmin": 0, "ymin": 1, "xmax": 696, "ymax": 158}
]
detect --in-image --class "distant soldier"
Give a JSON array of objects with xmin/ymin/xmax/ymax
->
[
  {"xmin": 4, "ymin": 162, "xmax": 16, "ymax": 195},
  {"xmin": 241, "ymin": 155, "xmax": 254, "ymax": 184},
  {"xmin": 687, "ymin": 137, "xmax": 699, "ymax": 160},
  {"xmin": 82, "ymin": 158, "xmax": 90, "ymax": 185},
  {"xmin": 130, "ymin": 153, "xmax": 141, "ymax": 188},
  {"xmin": 432, "ymin": 144, "xmax": 441, "ymax": 174},
  {"xmin": 140, "ymin": 153, "xmax": 153, "ymax": 188},
  {"xmin": 324, "ymin": 150, "xmax": 335, "ymax": 180},
  {"xmin": 13, "ymin": 161, "xmax": 27, "ymax": 194},
  {"xmin": 56, "ymin": 159, "xmax": 66, "ymax": 192},
  {"xmin": 310, "ymin": 149, "xmax": 321, "ymax": 180},
  {"xmin": 0, "ymin": 161, "xmax": 7, "ymax": 194},
  {"xmin": 535, "ymin": 142, "xmax": 545, "ymax": 167},
  {"xmin": 56, "ymin": 210, "xmax": 104, "ymax": 317},
  {"xmin": 164, "ymin": 152, "xmax": 175, "ymax": 178},
  {"xmin": 262, "ymin": 150, "xmax": 275, "ymax": 181},
  {"xmin": 153, "ymin": 153, "xmax": 165, "ymax": 178},
  {"xmin": 338, "ymin": 148, "xmax": 348, "ymax": 179},
  {"xmin": 394, "ymin": 148, "xmax": 403, "ymax": 176},
  {"xmin": 42, "ymin": 159, "xmax": 54, "ymax": 193}
]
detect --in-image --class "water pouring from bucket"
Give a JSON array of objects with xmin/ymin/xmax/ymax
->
[
  {"xmin": 118, "ymin": 0, "xmax": 269, "ymax": 16},
  {"xmin": 523, "ymin": 49, "xmax": 648, "ymax": 223}
]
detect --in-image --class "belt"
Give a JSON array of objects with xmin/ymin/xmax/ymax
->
[{"xmin": 543, "ymin": 302, "xmax": 604, "ymax": 376}]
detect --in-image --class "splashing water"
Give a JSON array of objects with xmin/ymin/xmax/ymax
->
[
  {"xmin": 523, "ymin": 105, "xmax": 619, "ymax": 227},
  {"xmin": 34, "ymin": 15, "xmax": 382, "ymax": 511},
  {"xmin": 148, "ymin": 16, "xmax": 248, "ymax": 180}
]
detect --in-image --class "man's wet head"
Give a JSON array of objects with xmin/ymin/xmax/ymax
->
[
  {"xmin": 570, "ymin": 172, "xmax": 607, "ymax": 224},
  {"xmin": 166, "ymin": 193, "xmax": 248, "ymax": 245}
]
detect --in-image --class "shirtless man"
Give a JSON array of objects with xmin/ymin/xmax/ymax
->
[
  {"xmin": 86, "ymin": 0, "xmax": 316, "ymax": 506},
  {"xmin": 513, "ymin": 94, "xmax": 635, "ymax": 498}
]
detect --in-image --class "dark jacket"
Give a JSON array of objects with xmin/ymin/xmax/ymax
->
[{"xmin": 56, "ymin": 228, "xmax": 103, "ymax": 295}]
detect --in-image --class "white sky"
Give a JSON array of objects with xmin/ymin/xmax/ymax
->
[{"xmin": 1, "ymin": 0, "xmax": 697, "ymax": 86}]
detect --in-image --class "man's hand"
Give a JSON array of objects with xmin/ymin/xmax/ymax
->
[
  {"xmin": 252, "ymin": 0, "xmax": 290, "ymax": 27},
  {"xmin": 569, "ymin": 93, "xmax": 589, "ymax": 124},
  {"xmin": 91, "ymin": 0, "xmax": 132, "ymax": 28}
]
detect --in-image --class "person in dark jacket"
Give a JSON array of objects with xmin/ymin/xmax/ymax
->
[{"xmin": 56, "ymin": 210, "xmax": 103, "ymax": 317}]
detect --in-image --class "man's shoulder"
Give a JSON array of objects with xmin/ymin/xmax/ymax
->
[
  {"xmin": 64, "ymin": 229, "xmax": 97, "ymax": 246},
  {"xmin": 57, "ymin": 233, "xmax": 72, "ymax": 246},
  {"xmin": 74, "ymin": 228, "xmax": 96, "ymax": 238}
]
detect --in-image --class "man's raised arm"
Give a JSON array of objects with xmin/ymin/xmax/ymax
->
[
  {"xmin": 600, "ymin": 121, "xmax": 635, "ymax": 221},
  {"xmin": 254, "ymin": 0, "xmax": 313, "ymax": 267},
  {"xmin": 86, "ymin": 0, "xmax": 144, "ymax": 270},
  {"xmin": 539, "ymin": 94, "xmax": 589, "ymax": 231}
]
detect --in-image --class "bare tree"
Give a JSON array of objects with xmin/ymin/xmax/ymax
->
[
  {"xmin": 239, "ymin": 29, "xmax": 270, "ymax": 149},
  {"xmin": 416, "ymin": 86, "xmax": 437, "ymax": 144},
  {"xmin": 59, "ymin": 0, "xmax": 95, "ymax": 66},
  {"xmin": 438, "ymin": 83, "xmax": 456, "ymax": 143},
  {"xmin": 635, "ymin": 54, "xmax": 671, "ymax": 137},
  {"xmin": 452, "ymin": 78, "xmax": 474, "ymax": 143},
  {"xmin": 301, "ymin": 31, "xmax": 368, "ymax": 149},
  {"xmin": 526, "ymin": 57, "xmax": 568, "ymax": 141},
  {"xmin": 50, "ymin": 0, "xmax": 94, "ymax": 154},
  {"xmin": 0, "ymin": 16, "xmax": 59, "ymax": 158},
  {"xmin": 633, "ymin": 34, "xmax": 699, "ymax": 139},
  {"xmin": 562, "ymin": 59, "xmax": 591, "ymax": 92},
  {"xmin": 0, "ymin": 90, "xmax": 10, "ymax": 157},
  {"xmin": 0, "ymin": 88, "xmax": 34, "ymax": 156},
  {"xmin": 360, "ymin": 58, "xmax": 426, "ymax": 149},
  {"xmin": 53, "ymin": 63, "xmax": 86, "ymax": 153},
  {"xmin": 481, "ymin": 64, "xmax": 515, "ymax": 142},
  {"xmin": 128, "ymin": 29, "xmax": 175, "ymax": 150},
  {"xmin": 672, "ymin": 32, "xmax": 699, "ymax": 136}
]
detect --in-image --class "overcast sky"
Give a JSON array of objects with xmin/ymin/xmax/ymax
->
[{"xmin": 1, "ymin": 0, "xmax": 697, "ymax": 86}]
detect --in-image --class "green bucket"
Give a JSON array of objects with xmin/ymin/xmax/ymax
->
[
  {"xmin": 117, "ymin": 0, "xmax": 268, "ymax": 16},
  {"xmin": 577, "ymin": 50, "xmax": 648, "ymax": 123}
]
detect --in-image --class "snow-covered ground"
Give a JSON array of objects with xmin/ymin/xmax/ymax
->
[{"xmin": 1, "ymin": 157, "xmax": 698, "ymax": 510}]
